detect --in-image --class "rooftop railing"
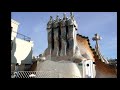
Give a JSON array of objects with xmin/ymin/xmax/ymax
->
[{"xmin": 12, "ymin": 30, "xmax": 31, "ymax": 42}]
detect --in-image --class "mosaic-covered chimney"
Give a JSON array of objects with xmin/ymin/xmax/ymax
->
[{"xmin": 46, "ymin": 12, "xmax": 78, "ymax": 60}]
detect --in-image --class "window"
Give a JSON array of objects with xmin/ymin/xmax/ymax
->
[{"xmin": 87, "ymin": 64, "xmax": 89, "ymax": 67}]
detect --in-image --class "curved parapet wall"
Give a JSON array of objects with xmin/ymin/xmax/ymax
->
[
  {"xmin": 35, "ymin": 60, "xmax": 81, "ymax": 78},
  {"xmin": 11, "ymin": 38, "xmax": 34, "ymax": 65}
]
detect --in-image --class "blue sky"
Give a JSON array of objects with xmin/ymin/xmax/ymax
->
[{"xmin": 11, "ymin": 12, "xmax": 117, "ymax": 59}]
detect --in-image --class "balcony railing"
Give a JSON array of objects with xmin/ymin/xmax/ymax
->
[
  {"xmin": 12, "ymin": 30, "xmax": 31, "ymax": 42},
  {"xmin": 11, "ymin": 71, "xmax": 81, "ymax": 78}
]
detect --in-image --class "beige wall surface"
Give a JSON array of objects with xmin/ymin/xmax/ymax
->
[{"xmin": 11, "ymin": 19, "xmax": 20, "ymax": 40}]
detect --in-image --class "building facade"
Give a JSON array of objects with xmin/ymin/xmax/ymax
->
[{"xmin": 11, "ymin": 19, "xmax": 34, "ymax": 71}]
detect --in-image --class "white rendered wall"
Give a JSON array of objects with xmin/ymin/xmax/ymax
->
[
  {"xmin": 82, "ymin": 60, "xmax": 96, "ymax": 78},
  {"xmin": 11, "ymin": 38, "xmax": 34, "ymax": 65},
  {"xmin": 11, "ymin": 19, "xmax": 20, "ymax": 40},
  {"xmin": 36, "ymin": 60, "xmax": 81, "ymax": 78}
]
